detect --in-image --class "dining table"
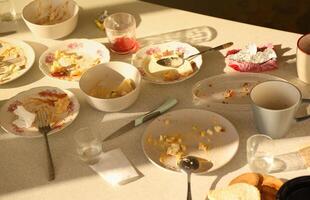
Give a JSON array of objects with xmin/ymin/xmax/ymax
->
[{"xmin": 1, "ymin": 0, "xmax": 310, "ymax": 199}]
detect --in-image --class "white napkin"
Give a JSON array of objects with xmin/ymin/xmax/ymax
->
[
  {"xmin": 13, "ymin": 106, "xmax": 36, "ymax": 128},
  {"xmin": 89, "ymin": 148, "xmax": 140, "ymax": 185}
]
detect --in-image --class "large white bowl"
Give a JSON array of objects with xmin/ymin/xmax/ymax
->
[
  {"xmin": 79, "ymin": 62, "xmax": 142, "ymax": 112},
  {"xmin": 22, "ymin": 0, "xmax": 79, "ymax": 39}
]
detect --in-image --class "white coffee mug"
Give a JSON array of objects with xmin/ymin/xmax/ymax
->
[
  {"xmin": 250, "ymin": 80, "xmax": 310, "ymax": 138},
  {"xmin": 297, "ymin": 33, "xmax": 310, "ymax": 84}
]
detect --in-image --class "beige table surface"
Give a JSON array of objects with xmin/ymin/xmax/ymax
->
[{"xmin": 1, "ymin": 0, "xmax": 310, "ymax": 200}]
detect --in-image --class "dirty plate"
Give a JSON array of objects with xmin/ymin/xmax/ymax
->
[
  {"xmin": 132, "ymin": 41, "xmax": 202, "ymax": 84},
  {"xmin": 0, "ymin": 38, "xmax": 35, "ymax": 85},
  {"xmin": 192, "ymin": 73, "xmax": 285, "ymax": 110},
  {"xmin": 142, "ymin": 109, "xmax": 239, "ymax": 173},
  {"xmin": 0, "ymin": 86, "xmax": 80, "ymax": 137},
  {"xmin": 39, "ymin": 39, "xmax": 110, "ymax": 81}
]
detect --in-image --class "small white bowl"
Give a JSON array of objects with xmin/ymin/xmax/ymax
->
[
  {"xmin": 79, "ymin": 62, "xmax": 141, "ymax": 112},
  {"xmin": 22, "ymin": 0, "xmax": 79, "ymax": 39}
]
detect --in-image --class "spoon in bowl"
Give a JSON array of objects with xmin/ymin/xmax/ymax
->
[
  {"xmin": 156, "ymin": 42, "xmax": 233, "ymax": 68},
  {"xmin": 178, "ymin": 156, "xmax": 213, "ymax": 200}
]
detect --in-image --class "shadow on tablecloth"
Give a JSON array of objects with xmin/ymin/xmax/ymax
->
[{"xmin": 137, "ymin": 26, "xmax": 217, "ymax": 47}]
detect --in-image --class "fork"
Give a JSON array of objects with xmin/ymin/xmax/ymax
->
[{"xmin": 37, "ymin": 108, "xmax": 55, "ymax": 181}]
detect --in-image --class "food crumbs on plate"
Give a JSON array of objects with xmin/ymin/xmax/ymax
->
[
  {"xmin": 198, "ymin": 142, "xmax": 209, "ymax": 152},
  {"xmin": 192, "ymin": 125, "xmax": 198, "ymax": 131},
  {"xmin": 222, "ymin": 101, "xmax": 229, "ymax": 104},
  {"xmin": 214, "ymin": 125, "xmax": 225, "ymax": 133},
  {"xmin": 241, "ymin": 82, "xmax": 251, "ymax": 96},
  {"xmin": 224, "ymin": 89, "xmax": 234, "ymax": 99},
  {"xmin": 200, "ymin": 130, "xmax": 206, "ymax": 137},
  {"xmin": 159, "ymin": 135, "xmax": 165, "ymax": 142},
  {"xmin": 155, "ymin": 134, "xmax": 187, "ymax": 165},
  {"xmin": 207, "ymin": 129, "xmax": 214, "ymax": 136},
  {"xmin": 164, "ymin": 119, "xmax": 171, "ymax": 125},
  {"xmin": 147, "ymin": 135, "xmax": 153, "ymax": 144}
]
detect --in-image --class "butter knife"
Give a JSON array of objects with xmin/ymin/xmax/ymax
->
[{"xmin": 103, "ymin": 98, "xmax": 178, "ymax": 142}]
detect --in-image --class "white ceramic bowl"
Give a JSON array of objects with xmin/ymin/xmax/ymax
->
[
  {"xmin": 79, "ymin": 62, "xmax": 142, "ymax": 112},
  {"xmin": 22, "ymin": 0, "xmax": 79, "ymax": 39}
]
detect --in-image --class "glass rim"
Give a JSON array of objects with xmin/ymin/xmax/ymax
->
[
  {"xmin": 247, "ymin": 134, "xmax": 273, "ymax": 143},
  {"xmin": 104, "ymin": 12, "xmax": 136, "ymax": 30}
]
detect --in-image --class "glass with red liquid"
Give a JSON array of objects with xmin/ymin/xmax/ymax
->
[{"xmin": 104, "ymin": 13, "xmax": 138, "ymax": 54}]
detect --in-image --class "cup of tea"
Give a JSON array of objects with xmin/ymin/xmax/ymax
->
[
  {"xmin": 250, "ymin": 80, "xmax": 310, "ymax": 138},
  {"xmin": 104, "ymin": 12, "xmax": 139, "ymax": 54},
  {"xmin": 297, "ymin": 33, "xmax": 310, "ymax": 84}
]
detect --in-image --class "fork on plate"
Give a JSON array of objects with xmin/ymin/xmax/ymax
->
[{"xmin": 36, "ymin": 107, "xmax": 55, "ymax": 181}]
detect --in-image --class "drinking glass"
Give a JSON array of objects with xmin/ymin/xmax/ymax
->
[
  {"xmin": 104, "ymin": 12, "xmax": 138, "ymax": 54},
  {"xmin": 247, "ymin": 134, "xmax": 275, "ymax": 173},
  {"xmin": 0, "ymin": 0, "xmax": 17, "ymax": 34},
  {"xmin": 74, "ymin": 127, "xmax": 102, "ymax": 165}
]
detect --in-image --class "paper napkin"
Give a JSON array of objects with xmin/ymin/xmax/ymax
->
[{"xmin": 89, "ymin": 148, "xmax": 140, "ymax": 185}]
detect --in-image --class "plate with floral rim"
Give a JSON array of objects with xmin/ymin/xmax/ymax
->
[
  {"xmin": 0, "ymin": 86, "xmax": 80, "ymax": 137},
  {"xmin": 132, "ymin": 41, "xmax": 202, "ymax": 84},
  {"xmin": 39, "ymin": 39, "xmax": 110, "ymax": 81}
]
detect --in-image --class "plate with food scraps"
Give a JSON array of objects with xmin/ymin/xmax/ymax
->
[
  {"xmin": 142, "ymin": 109, "xmax": 239, "ymax": 173},
  {"xmin": 0, "ymin": 38, "xmax": 35, "ymax": 84},
  {"xmin": 39, "ymin": 39, "xmax": 110, "ymax": 81},
  {"xmin": 192, "ymin": 73, "xmax": 286, "ymax": 110},
  {"xmin": 0, "ymin": 86, "xmax": 80, "ymax": 137},
  {"xmin": 132, "ymin": 41, "xmax": 202, "ymax": 84}
]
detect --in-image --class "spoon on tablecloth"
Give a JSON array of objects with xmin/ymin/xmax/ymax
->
[
  {"xmin": 156, "ymin": 42, "xmax": 233, "ymax": 68},
  {"xmin": 178, "ymin": 156, "xmax": 213, "ymax": 200}
]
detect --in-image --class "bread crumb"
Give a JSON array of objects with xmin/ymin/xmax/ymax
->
[
  {"xmin": 207, "ymin": 129, "xmax": 214, "ymax": 136},
  {"xmin": 224, "ymin": 89, "xmax": 234, "ymax": 99},
  {"xmin": 200, "ymin": 130, "xmax": 206, "ymax": 137},
  {"xmin": 214, "ymin": 125, "xmax": 225, "ymax": 133},
  {"xmin": 198, "ymin": 142, "xmax": 209, "ymax": 152}
]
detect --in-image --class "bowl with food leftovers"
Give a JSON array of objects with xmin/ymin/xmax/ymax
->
[
  {"xmin": 132, "ymin": 41, "xmax": 202, "ymax": 84},
  {"xmin": 39, "ymin": 39, "xmax": 110, "ymax": 81},
  {"xmin": 79, "ymin": 61, "xmax": 141, "ymax": 112},
  {"xmin": 22, "ymin": 0, "xmax": 79, "ymax": 39}
]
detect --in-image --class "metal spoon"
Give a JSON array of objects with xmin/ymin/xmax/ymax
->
[
  {"xmin": 178, "ymin": 156, "xmax": 206, "ymax": 200},
  {"xmin": 156, "ymin": 42, "xmax": 233, "ymax": 68}
]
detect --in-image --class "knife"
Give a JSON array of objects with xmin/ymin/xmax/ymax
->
[{"xmin": 103, "ymin": 98, "xmax": 178, "ymax": 142}]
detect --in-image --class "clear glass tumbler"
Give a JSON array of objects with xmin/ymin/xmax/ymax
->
[
  {"xmin": 247, "ymin": 134, "xmax": 275, "ymax": 173},
  {"xmin": 104, "ymin": 12, "xmax": 138, "ymax": 54},
  {"xmin": 0, "ymin": 0, "xmax": 17, "ymax": 34},
  {"xmin": 74, "ymin": 127, "xmax": 102, "ymax": 165}
]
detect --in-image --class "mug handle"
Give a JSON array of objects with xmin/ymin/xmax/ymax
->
[{"xmin": 296, "ymin": 99, "xmax": 310, "ymax": 122}]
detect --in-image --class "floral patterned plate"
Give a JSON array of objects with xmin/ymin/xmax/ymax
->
[
  {"xmin": 0, "ymin": 86, "xmax": 80, "ymax": 137},
  {"xmin": 0, "ymin": 38, "xmax": 35, "ymax": 85},
  {"xmin": 39, "ymin": 39, "xmax": 110, "ymax": 81},
  {"xmin": 132, "ymin": 41, "xmax": 202, "ymax": 84}
]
